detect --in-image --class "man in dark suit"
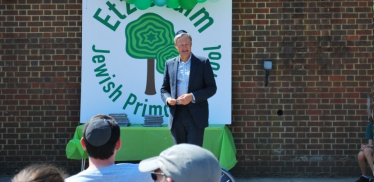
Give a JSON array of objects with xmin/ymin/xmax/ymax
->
[{"xmin": 160, "ymin": 30, "xmax": 217, "ymax": 147}]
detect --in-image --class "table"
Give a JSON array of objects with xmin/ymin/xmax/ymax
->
[{"xmin": 66, "ymin": 124, "xmax": 237, "ymax": 170}]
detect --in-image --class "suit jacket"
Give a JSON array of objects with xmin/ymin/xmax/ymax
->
[{"xmin": 161, "ymin": 54, "xmax": 217, "ymax": 129}]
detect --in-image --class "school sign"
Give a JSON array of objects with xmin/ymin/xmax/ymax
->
[{"xmin": 81, "ymin": 0, "xmax": 232, "ymax": 124}]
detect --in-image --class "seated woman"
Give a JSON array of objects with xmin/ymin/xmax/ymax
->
[{"xmin": 356, "ymin": 106, "xmax": 374, "ymax": 182}]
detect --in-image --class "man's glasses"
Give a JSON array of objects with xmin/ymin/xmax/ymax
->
[{"xmin": 151, "ymin": 171, "xmax": 167, "ymax": 182}]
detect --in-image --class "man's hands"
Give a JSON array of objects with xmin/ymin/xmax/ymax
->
[
  {"xmin": 166, "ymin": 98, "xmax": 177, "ymax": 106},
  {"xmin": 167, "ymin": 93, "xmax": 193, "ymax": 106},
  {"xmin": 177, "ymin": 93, "xmax": 193, "ymax": 105}
]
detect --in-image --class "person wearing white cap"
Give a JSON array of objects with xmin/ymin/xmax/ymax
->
[
  {"xmin": 139, "ymin": 144, "xmax": 221, "ymax": 182},
  {"xmin": 65, "ymin": 114, "xmax": 152, "ymax": 182}
]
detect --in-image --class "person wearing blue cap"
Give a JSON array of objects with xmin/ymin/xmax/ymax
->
[
  {"xmin": 65, "ymin": 114, "xmax": 152, "ymax": 182},
  {"xmin": 161, "ymin": 30, "xmax": 217, "ymax": 147}
]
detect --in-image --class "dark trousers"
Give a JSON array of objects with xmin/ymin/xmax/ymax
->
[{"xmin": 170, "ymin": 105, "xmax": 205, "ymax": 147}]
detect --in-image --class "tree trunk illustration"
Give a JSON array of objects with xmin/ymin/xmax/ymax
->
[
  {"xmin": 145, "ymin": 58, "xmax": 156, "ymax": 95},
  {"xmin": 125, "ymin": 13, "xmax": 178, "ymax": 95}
]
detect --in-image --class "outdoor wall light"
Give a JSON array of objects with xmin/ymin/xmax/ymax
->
[{"xmin": 263, "ymin": 60, "xmax": 272, "ymax": 87}]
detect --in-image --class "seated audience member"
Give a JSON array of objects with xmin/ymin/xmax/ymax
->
[
  {"xmin": 139, "ymin": 143, "xmax": 221, "ymax": 182},
  {"xmin": 356, "ymin": 106, "xmax": 374, "ymax": 182},
  {"xmin": 65, "ymin": 114, "xmax": 152, "ymax": 182},
  {"xmin": 12, "ymin": 163, "xmax": 68, "ymax": 182}
]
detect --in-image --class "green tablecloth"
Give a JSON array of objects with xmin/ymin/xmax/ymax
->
[{"xmin": 66, "ymin": 124, "xmax": 237, "ymax": 170}]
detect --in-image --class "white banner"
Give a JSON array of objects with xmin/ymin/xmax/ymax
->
[{"xmin": 81, "ymin": 0, "xmax": 232, "ymax": 124}]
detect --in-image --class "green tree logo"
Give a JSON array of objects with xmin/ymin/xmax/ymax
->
[{"xmin": 125, "ymin": 13, "xmax": 179, "ymax": 95}]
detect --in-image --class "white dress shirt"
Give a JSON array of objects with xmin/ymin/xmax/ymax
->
[{"xmin": 177, "ymin": 56, "xmax": 191, "ymax": 98}]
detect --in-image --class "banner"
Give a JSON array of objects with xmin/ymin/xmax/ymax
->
[{"xmin": 81, "ymin": 0, "xmax": 232, "ymax": 124}]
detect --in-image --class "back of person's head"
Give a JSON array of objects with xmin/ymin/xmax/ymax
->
[
  {"xmin": 139, "ymin": 143, "xmax": 221, "ymax": 182},
  {"xmin": 12, "ymin": 163, "xmax": 68, "ymax": 182},
  {"xmin": 83, "ymin": 114, "xmax": 120, "ymax": 159}
]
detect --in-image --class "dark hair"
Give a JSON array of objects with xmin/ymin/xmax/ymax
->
[
  {"xmin": 12, "ymin": 163, "xmax": 68, "ymax": 182},
  {"xmin": 83, "ymin": 114, "xmax": 120, "ymax": 159}
]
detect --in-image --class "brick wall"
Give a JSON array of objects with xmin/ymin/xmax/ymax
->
[
  {"xmin": 230, "ymin": 0, "xmax": 373, "ymax": 177},
  {"xmin": 0, "ymin": 0, "xmax": 373, "ymax": 177},
  {"xmin": 0, "ymin": 0, "xmax": 82, "ymax": 174}
]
